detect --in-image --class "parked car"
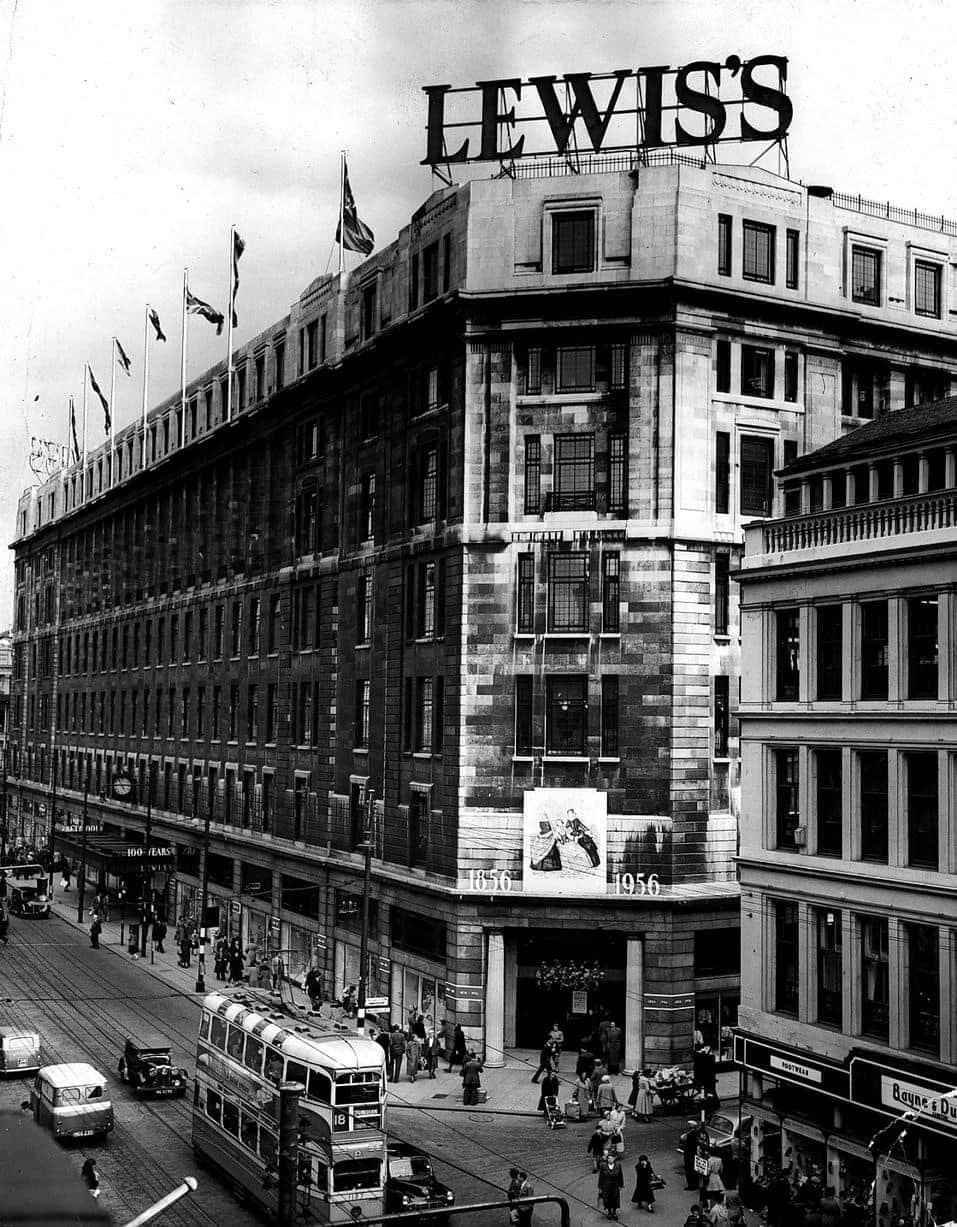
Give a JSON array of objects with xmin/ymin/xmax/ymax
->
[
  {"xmin": 679, "ymin": 1110, "xmax": 752, "ymax": 1158},
  {"xmin": 385, "ymin": 1141, "xmax": 455, "ymax": 1220},
  {"xmin": 0, "ymin": 1027, "xmax": 41, "ymax": 1076},
  {"xmin": 117, "ymin": 1036, "xmax": 188, "ymax": 1097},
  {"xmin": 29, "ymin": 1063, "xmax": 114, "ymax": 1139},
  {"xmin": 9, "ymin": 885, "xmax": 50, "ymax": 918}
]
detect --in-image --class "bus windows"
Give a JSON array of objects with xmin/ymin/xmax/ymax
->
[
  {"xmin": 243, "ymin": 1035, "xmax": 263, "ymax": 1076},
  {"xmin": 199, "ymin": 1013, "xmax": 210, "ymax": 1042},
  {"xmin": 333, "ymin": 1158, "xmax": 381, "ymax": 1192},
  {"xmin": 335, "ymin": 1074, "xmax": 379, "ymax": 1105},
  {"xmin": 264, "ymin": 1049, "xmax": 283, "ymax": 1086},
  {"xmin": 241, "ymin": 1113, "xmax": 258, "ymax": 1152},
  {"xmin": 308, "ymin": 1068, "xmax": 332, "ymax": 1104},
  {"xmin": 222, "ymin": 1101, "xmax": 240, "ymax": 1138},
  {"xmin": 287, "ymin": 1060, "xmax": 308, "ymax": 1089},
  {"xmin": 205, "ymin": 1089, "xmax": 222, "ymax": 1123},
  {"xmin": 226, "ymin": 1027, "xmax": 245, "ymax": 1062},
  {"xmin": 259, "ymin": 1130, "xmax": 278, "ymax": 1167},
  {"xmin": 210, "ymin": 1017, "xmax": 228, "ymax": 1051}
]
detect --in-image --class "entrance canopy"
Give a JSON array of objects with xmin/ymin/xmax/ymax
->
[{"xmin": 53, "ymin": 834, "xmax": 175, "ymax": 874}]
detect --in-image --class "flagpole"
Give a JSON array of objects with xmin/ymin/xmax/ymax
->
[
  {"xmin": 226, "ymin": 226, "xmax": 234, "ymax": 423},
  {"xmin": 81, "ymin": 365, "xmax": 89, "ymax": 490},
  {"xmin": 109, "ymin": 339, "xmax": 117, "ymax": 487},
  {"xmin": 339, "ymin": 150, "xmax": 345, "ymax": 279},
  {"xmin": 180, "ymin": 268, "xmax": 188, "ymax": 449},
  {"xmin": 142, "ymin": 305, "xmax": 150, "ymax": 469}
]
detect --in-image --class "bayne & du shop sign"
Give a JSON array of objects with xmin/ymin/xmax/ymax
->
[
  {"xmin": 423, "ymin": 55, "xmax": 791, "ymax": 166},
  {"xmin": 850, "ymin": 1056, "xmax": 957, "ymax": 1139}
]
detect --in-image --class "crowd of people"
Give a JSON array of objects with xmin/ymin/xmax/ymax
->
[{"xmin": 369, "ymin": 1013, "xmax": 486, "ymax": 1103}]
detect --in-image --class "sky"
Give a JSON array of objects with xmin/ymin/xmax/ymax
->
[{"xmin": 1, "ymin": 0, "xmax": 956, "ymax": 623}]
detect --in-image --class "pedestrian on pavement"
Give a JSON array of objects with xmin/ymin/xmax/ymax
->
[
  {"xmin": 607, "ymin": 1103, "xmax": 627, "ymax": 1154},
  {"xmin": 598, "ymin": 1016, "xmax": 612, "ymax": 1060},
  {"xmin": 0, "ymin": 907, "xmax": 8, "ymax": 945},
  {"xmin": 598, "ymin": 1153, "xmax": 624, "ymax": 1220},
  {"xmin": 604, "ymin": 1021, "xmax": 623, "ymax": 1075},
  {"xmin": 596, "ymin": 1074, "xmax": 619, "ymax": 1113},
  {"xmin": 572, "ymin": 1070, "xmax": 591, "ymax": 1119},
  {"xmin": 305, "ymin": 967, "xmax": 322, "ymax": 1010},
  {"xmin": 447, "ymin": 1023, "xmax": 467, "ymax": 1072},
  {"xmin": 632, "ymin": 1068, "xmax": 655, "ymax": 1122},
  {"xmin": 411, "ymin": 1012, "xmax": 427, "ymax": 1041},
  {"xmin": 547, "ymin": 1022, "xmax": 564, "ymax": 1062},
  {"xmin": 270, "ymin": 952, "xmax": 284, "ymax": 993},
  {"xmin": 101, "ymin": 891, "xmax": 111, "ymax": 922},
  {"xmin": 178, "ymin": 935, "xmax": 191, "ymax": 968},
  {"xmin": 531, "ymin": 1040, "xmax": 558, "ymax": 1083},
  {"xmin": 587, "ymin": 1124, "xmax": 606, "ymax": 1172},
  {"xmin": 536, "ymin": 1068, "xmax": 560, "ymax": 1113},
  {"xmin": 461, "ymin": 1050, "xmax": 483, "ymax": 1105},
  {"xmin": 684, "ymin": 1205, "xmax": 704, "ymax": 1227},
  {"xmin": 425, "ymin": 1030, "xmax": 441, "ymax": 1078},
  {"xmin": 700, "ymin": 1047, "xmax": 720, "ymax": 1110},
  {"xmin": 439, "ymin": 1017, "xmax": 454, "ymax": 1059},
  {"xmin": 632, "ymin": 1154, "xmax": 659, "ymax": 1213},
  {"xmin": 214, "ymin": 939, "xmax": 228, "ymax": 981},
  {"xmin": 152, "ymin": 920, "xmax": 167, "ymax": 954},
  {"xmin": 683, "ymin": 1122, "xmax": 707, "ymax": 1190},
  {"xmin": 89, "ymin": 915, "xmax": 102, "ymax": 949},
  {"xmin": 508, "ymin": 1169, "xmax": 534, "ymax": 1227},
  {"xmin": 705, "ymin": 1155, "xmax": 724, "ymax": 1205},
  {"xmin": 709, "ymin": 1197, "xmax": 729, "ymax": 1227},
  {"xmin": 247, "ymin": 957, "xmax": 262, "ymax": 989},
  {"xmin": 576, "ymin": 1042, "xmax": 596, "ymax": 1081},
  {"xmin": 81, "ymin": 1157, "xmax": 101, "ymax": 1199},
  {"xmin": 724, "ymin": 1192, "xmax": 744, "ymax": 1227},
  {"xmin": 589, "ymin": 1059, "xmax": 608, "ymax": 1104},
  {"xmin": 406, "ymin": 1034, "xmax": 422, "ymax": 1082},
  {"xmin": 375, "ymin": 1026, "xmax": 391, "ymax": 1071},
  {"xmin": 228, "ymin": 944, "xmax": 245, "ymax": 983},
  {"xmin": 388, "ymin": 1026, "xmax": 407, "ymax": 1082}
]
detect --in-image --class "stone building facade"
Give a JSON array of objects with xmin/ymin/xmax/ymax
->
[{"xmin": 9, "ymin": 156, "xmax": 957, "ymax": 1065}]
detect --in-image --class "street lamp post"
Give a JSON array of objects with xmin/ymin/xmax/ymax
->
[
  {"xmin": 46, "ymin": 752, "xmax": 59, "ymax": 895},
  {"xmin": 77, "ymin": 767, "xmax": 89, "ymax": 924},
  {"xmin": 195, "ymin": 785, "xmax": 212, "ymax": 994},
  {"xmin": 1, "ymin": 744, "xmax": 8, "ymax": 864},
  {"xmin": 356, "ymin": 789, "xmax": 375, "ymax": 1037},
  {"xmin": 140, "ymin": 765, "xmax": 153, "ymax": 958}
]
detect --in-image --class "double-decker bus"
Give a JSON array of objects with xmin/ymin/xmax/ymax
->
[{"xmin": 193, "ymin": 988, "xmax": 387, "ymax": 1221}]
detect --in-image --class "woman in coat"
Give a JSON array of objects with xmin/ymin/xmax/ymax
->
[
  {"xmin": 705, "ymin": 1155, "xmax": 725, "ymax": 1204},
  {"xmin": 425, "ymin": 1030, "xmax": 441, "ymax": 1079},
  {"xmin": 573, "ymin": 1071, "xmax": 591, "ymax": 1119},
  {"xmin": 633, "ymin": 1069, "xmax": 655, "ymax": 1122},
  {"xmin": 537, "ymin": 1069, "xmax": 560, "ymax": 1112},
  {"xmin": 406, "ymin": 1035, "xmax": 422, "ymax": 1082},
  {"xmin": 447, "ymin": 1024, "xmax": 467, "ymax": 1072},
  {"xmin": 595, "ymin": 1074, "xmax": 619, "ymax": 1113},
  {"xmin": 587, "ymin": 1124, "xmax": 606, "ymax": 1172},
  {"xmin": 598, "ymin": 1154, "xmax": 624, "ymax": 1220},
  {"xmin": 604, "ymin": 1022, "xmax": 623, "ymax": 1075},
  {"xmin": 631, "ymin": 1154, "xmax": 658, "ymax": 1212}
]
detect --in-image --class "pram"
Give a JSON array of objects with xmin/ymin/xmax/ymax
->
[{"xmin": 543, "ymin": 1095, "xmax": 567, "ymax": 1129}]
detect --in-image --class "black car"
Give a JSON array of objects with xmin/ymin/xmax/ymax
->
[
  {"xmin": 117, "ymin": 1036, "xmax": 189, "ymax": 1097},
  {"xmin": 385, "ymin": 1142, "xmax": 455, "ymax": 1220}
]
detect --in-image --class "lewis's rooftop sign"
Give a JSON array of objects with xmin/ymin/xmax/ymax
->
[{"xmin": 423, "ymin": 55, "xmax": 791, "ymax": 166}]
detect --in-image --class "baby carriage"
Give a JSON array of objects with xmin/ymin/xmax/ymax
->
[{"xmin": 543, "ymin": 1095, "xmax": 567, "ymax": 1129}]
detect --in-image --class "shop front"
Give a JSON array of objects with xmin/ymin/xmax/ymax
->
[
  {"xmin": 242, "ymin": 905, "xmax": 269, "ymax": 963},
  {"xmin": 513, "ymin": 928, "xmax": 626, "ymax": 1050}
]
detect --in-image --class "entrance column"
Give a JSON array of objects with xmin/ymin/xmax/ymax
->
[
  {"xmin": 485, "ymin": 930, "xmax": 506, "ymax": 1068},
  {"xmin": 624, "ymin": 937, "xmax": 644, "ymax": 1073}
]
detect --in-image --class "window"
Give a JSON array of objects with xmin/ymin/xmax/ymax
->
[
  {"xmin": 716, "ymin": 339, "xmax": 731, "ymax": 393},
  {"xmin": 359, "ymin": 394, "xmax": 379, "ymax": 440},
  {"xmin": 816, "ymin": 909, "xmax": 842, "ymax": 1026},
  {"xmin": 742, "ymin": 220, "xmax": 775, "ymax": 283},
  {"xmin": 214, "ymin": 605, "xmax": 225, "ymax": 660},
  {"xmin": 816, "ymin": 605, "xmax": 842, "ymax": 700},
  {"xmin": 601, "ymin": 675, "xmax": 619, "ymax": 756},
  {"xmin": 248, "ymin": 597, "xmax": 261, "ymax": 657},
  {"xmin": 228, "ymin": 683, "xmax": 239, "ymax": 741},
  {"xmin": 358, "ymin": 574, "xmax": 372, "ymax": 643},
  {"xmin": 906, "ymin": 366, "xmax": 948, "ymax": 408},
  {"xmin": 517, "ymin": 553, "xmax": 535, "ymax": 635},
  {"xmin": 552, "ymin": 209, "xmax": 595, "ymax": 274},
  {"xmin": 740, "ymin": 436, "xmax": 774, "ymax": 515},
  {"xmin": 409, "ymin": 252, "xmax": 419, "ymax": 311},
  {"xmin": 715, "ymin": 432, "xmax": 730, "ymax": 515},
  {"xmin": 714, "ymin": 675, "xmax": 729, "ymax": 757},
  {"xmin": 906, "ymin": 751, "xmax": 938, "ymax": 869},
  {"xmin": 860, "ymin": 916, "xmax": 889, "ymax": 1041},
  {"xmin": 418, "ymin": 447, "xmax": 438, "ymax": 523},
  {"xmin": 231, "ymin": 600, "xmax": 242, "ymax": 657},
  {"xmin": 355, "ymin": 680, "xmax": 370, "ymax": 749},
  {"xmin": 601, "ymin": 553, "xmax": 620, "ymax": 633},
  {"xmin": 359, "ymin": 473, "xmax": 375, "ymax": 542},
  {"xmin": 858, "ymin": 750, "xmax": 888, "ymax": 862},
  {"xmin": 211, "ymin": 687, "xmax": 221, "ymax": 739},
  {"xmin": 515, "ymin": 676, "xmax": 533, "ymax": 755},
  {"xmin": 907, "ymin": 924, "xmax": 939, "ymax": 1054},
  {"xmin": 553, "ymin": 434, "xmax": 594, "ymax": 510},
  {"xmin": 608, "ymin": 433, "xmax": 626, "ymax": 516},
  {"xmin": 361, "ymin": 283, "xmax": 377, "ymax": 338},
  {"xmin": 408, "ymin": 790, "xmax": 429, "ymax": 868},
  {"xmin": 266, "ymin": 684, "xmax": 278, "ymax": 742},
  {"xmin": 556, "ymin": 346, "xmax": 595, "ymax": 392},
  {"xmin": 815, "ymin": 749, "xmax": 842, "ymax": 856},
  {"xmin": 275, "ymin": 340, "xmax": 285, "ymax": 391},
  {"xmin": 785, "ymin": 229, "xmax": 799, "ymax": 289},
  {"xmin": 740, "ymin": 346, "xmax": 774, "ymax": 399},
  {"xmin": 525, "ymin": 347, "xmax": 542, "ymax": 395},
  {"xmin": 442, "ymin": 232, "xmax": 452, "ymax": 292},
  {"xmin": 717, "ymin": 214, "xmax": 732, "ymax": 276},
  {"xmin": 546, "ymin": 676, "xmax": 587, "ymax": 756},
  {"xmin": 851, "ymin": 246, "xmax": 881, "ymax": 305},
  {"xmin": 860, "ymin": 600, "xmax": 888, "ymax": 700},
  {"xmin": 295, "ymin": 488, "xmax": 319, "ymax": 557},
  {"xmin": 417, "ymin": 562, "xmax": 436, "ymax": 638},
  {"xmin": 247, "ymin": 685, "xmax": 259, "ymax": 742},
  {"xmin": 776, "ymin": 608, "xmax": 800, "ymax": 701},
  {"xmin": 914, "ymin": 260, "xmax": 941, "ymax": 318},
  {"xmin": 714, "ymin": 552, "xmax": 730, "ymax": 635},
  {"xmin": 548, "ymin": 553, "xmax": 588, "ymax": 633},
  {"xmin": 774, "ymin": 901, "xmax": 799, "ymax": 1015},
  {"xmin": 268, "ymin": 594, "xmax": 281, "ymax": 653},
  {"xmin": 415, "ymin": 677, "xmax": 433, "ymax": 752},
  {"xmin": 784, "ymin": 351, "xmax": 798, "ymax": 403},
  {"xmin": 255, "ymin": 353, "xmax": 265, "ymax": 401},
  {"xmin": 907, "ymin": 595, "xmax": 939, "ymax": 699},
  {"xmin": 423, "ymin": 242, "xmax": 439, "ymax": 301},
  {"xmin": 774, "ymin": 747, "xmax": 799, "ymax": 848},
  {"xmin": 198, "ymin": 608, "xmax": 208, "ymax": 661},
  {"xmin": 609, "ymin": 344, "xmax": 627, "ymax": 390},
  {"xmin": 524, "ymin": 436, "xmax": 541, "ymax": 514}
]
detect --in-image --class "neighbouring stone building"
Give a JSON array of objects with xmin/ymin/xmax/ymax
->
[
  {"xmin": 9, "ymin": 152, "xmax": 957, "ymax": 1065},
  {"xmin": 737, "ymin": 400, "xmax": 957, "ymax": 1224}
]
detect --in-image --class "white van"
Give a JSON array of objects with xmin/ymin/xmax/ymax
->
[{"xmin": 30, "ymin": 1063, "xmax": 114, "ymax": 1139}]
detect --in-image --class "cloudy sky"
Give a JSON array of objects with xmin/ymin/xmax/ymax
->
[{"xmin": 1, "ymin": 0, "xmax": 955, "ymax": 621}]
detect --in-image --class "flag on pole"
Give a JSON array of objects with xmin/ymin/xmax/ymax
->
[
  {"xmin": 88, "ymin": 366, "xmax": 111, "ymax": 434},
  {"xmin": 115, "ymin": 337, "xmax": 132, "ymax": 375},
  {"xmin": 186, "ymin": 286, "xmax": 225, "ymax": 335},
  {"xmin": 148, "ymin": 307, "xmax": 167, "ymax": 343},
  {"xmin": 336, "ymin": 159, "xmax": 375, "ymax": 255},
  {"xmin": 231, "ymin": 230, "xmax": 245, "ymax": 327},
  {"xmin": 69, "ymin": 397, "xmax": 80, "ymax": 463}
]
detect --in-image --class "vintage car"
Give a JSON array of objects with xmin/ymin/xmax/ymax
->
[
  {"xmin": 679, "ymin": 1109, "xmax": 752, "ymax": 1159},
  {"xmin": 0, "ymin": 1027, "xmax": 42, "ymax": 1075},
  {"xmin": 8, "ymin": 885, "xmax": 51, "ymax": 919},
  {"xmin": 385, "ymin": 1141, "xmax": 455, "ymax": 1221},
  {"xmin": 117, "ymin": 1036, "xmax": 188, "ymax": 1097},
  {"xmin": 30, "ymin": 1063, "xmax": 114, "ymax": 1139}
]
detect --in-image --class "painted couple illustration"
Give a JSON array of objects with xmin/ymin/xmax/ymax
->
[{"xmin": 529, "ymin": 810, "xmax": 601, "ymax": 874}]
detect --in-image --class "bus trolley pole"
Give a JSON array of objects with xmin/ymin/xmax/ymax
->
[
  {"xmin": 277, "ymin": 1080, "xmax": 305, "ymax": 1227},
  {"xmin": 195, "ymin": 787, "xmax": 212, "ymax": 994},
  {"xmin": 356, "ymin": 789, "xmax": 375, "ymax": 1037},
  {"xmin": 77, "ymin": 768, "xmax": 89, "ymax": 924},
  {"xmin": 140, "ymin": 765, "xmax": 153, "ymax": 958}
]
